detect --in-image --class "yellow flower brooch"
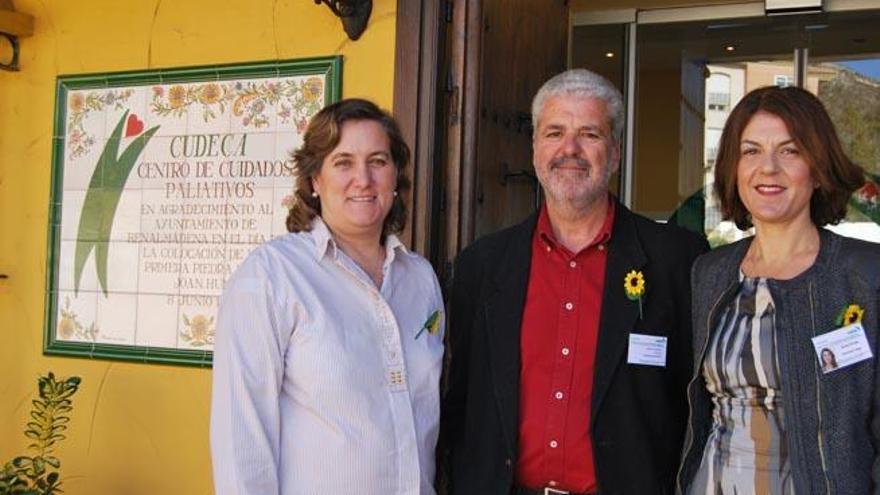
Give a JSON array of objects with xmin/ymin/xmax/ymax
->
[
  {"xmin": 836, "ymin": 303, "xmax": 864, "ymax": 326},
  {"xmin": 624, "ymin": 270, "xmax": 646, "ymax": 319},
  {"xmin": 415, "ymin": 310, "xmax": 442, "ymax": 340}
]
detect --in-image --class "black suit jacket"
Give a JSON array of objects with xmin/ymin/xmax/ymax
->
[{"xmin": 441, "ymin": 202, "xmax": 708, "ymax": 495}]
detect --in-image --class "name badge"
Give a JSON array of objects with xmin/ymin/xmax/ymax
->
[
  {"xmin": 811, "ymin": 322, "xmax": 873, "ymax": 374},
  {"xmin": 627, "ymin": 333, "xmax": 667, "ymax": 367}
]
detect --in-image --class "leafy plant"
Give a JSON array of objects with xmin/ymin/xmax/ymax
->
[{"xmin": 0, "ymin": 373, "xmax": 81, "ymax": 495}]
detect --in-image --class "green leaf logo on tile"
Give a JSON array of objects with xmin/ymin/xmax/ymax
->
[{"xmin": 74, "ymin": 111, "xmax": 159, "ymax": 296}]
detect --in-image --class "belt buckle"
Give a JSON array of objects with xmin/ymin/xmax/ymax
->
[{"xmin": 543, "ymin": 489, "xmax": 569, "ymax": 495}]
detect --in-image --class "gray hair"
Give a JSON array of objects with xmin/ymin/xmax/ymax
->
[{"xmin": 531, "ymin": 69, "xmax": 624, "ymax": 142}]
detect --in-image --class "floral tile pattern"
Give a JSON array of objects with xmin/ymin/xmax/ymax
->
[
  {"xmin": 66, "ymin": 89, "xmax": 132, "ymax": 160},
  {"xmin": 51, "ymin": 65, "xmax": 334, "ymax": 357}
]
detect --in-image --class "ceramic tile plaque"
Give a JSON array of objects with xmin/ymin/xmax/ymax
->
[{"xmin": 45, "ymin": 57, "xmax": 341, "ymax": 366}]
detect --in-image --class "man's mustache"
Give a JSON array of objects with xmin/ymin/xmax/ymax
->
[{"xmin": 549, "ymin": 156, "xmax": 591, "ymax": 170}]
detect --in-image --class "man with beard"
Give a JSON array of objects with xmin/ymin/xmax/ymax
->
[{"xmin": 441, "ymin": 69, "xmax": 708, "ymax": 495}]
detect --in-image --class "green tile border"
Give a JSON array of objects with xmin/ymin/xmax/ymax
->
[{"xmin": 44, "ymin": 56, "xmax": 342, "ymax": 368}]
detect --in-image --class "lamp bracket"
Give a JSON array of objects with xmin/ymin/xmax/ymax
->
[
  {"xmin": 314, "ymin": 0, "xmax": 372, "ymax": 40},
  {"xmin": 0, "ymin": 32, "xmax": 19, "ymax": 71}
]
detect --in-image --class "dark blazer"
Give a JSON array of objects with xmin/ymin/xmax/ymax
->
[
  {"xmin": 441, "ymin": 202, "xmax": 708, "ymax": 495},
  {"xmin": 679, "ymin": 230, "xmax": 880, "ymax": 495}
]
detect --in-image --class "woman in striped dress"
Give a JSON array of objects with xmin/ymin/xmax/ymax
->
[{"xmin": 677, "ymin": 86, "xmax": 880, "ymax": 494}]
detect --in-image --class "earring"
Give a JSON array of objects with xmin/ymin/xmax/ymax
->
[
  {"xmin": 311, "ymin": 191, "xmax": 319, "ymax": 198},
  {"xmin": 393, "ymin": 191, "xmax": 398, "ymax": 197}
]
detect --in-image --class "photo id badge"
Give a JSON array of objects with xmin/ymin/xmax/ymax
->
[
  {"xmin": 811, "ymin": 322, "xmax": 873, "ymax": 374},
  {"xmin": 627, "ymin": 333, "xmax": 667, "ymax": 367}
]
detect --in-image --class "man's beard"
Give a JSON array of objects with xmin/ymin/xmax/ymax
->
[{"xmin": 540, "ymin": 156, "xmax": 613, "ymax": 207}]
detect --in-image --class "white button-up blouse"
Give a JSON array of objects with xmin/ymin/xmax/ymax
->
[{"xmin": 210, "ymin": 217, "xmax": 445, "ymax": 495}]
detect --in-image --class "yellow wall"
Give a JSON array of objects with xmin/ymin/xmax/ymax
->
[{"xmin": 0, "ymin": 1, "xmax": 397, "ymax": 494}]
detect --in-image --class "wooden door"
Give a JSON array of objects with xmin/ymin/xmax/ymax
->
[{"xmin": 439, "ymin": 0, "xmax": 569, "ymax": 270}]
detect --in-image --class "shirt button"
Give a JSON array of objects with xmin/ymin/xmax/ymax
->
[
  {"xmin": 555, "ymin": 391, "xmax": 564, "ymax": 399},
  {"xmin": 564, "ymin": 302, "xmax": 573, "ymax": 311},
  {"xmin": 549, "ymin": 440, "xmax": 558, "ymax": 448},
  {"xmin": 569, "ymin": 260, "xmax": 577, "ymax": 268},
  {"xmin": 549, "ymin": 481, "xmax": 558, "ymax": 487},
  {"xmin": 561, "ymin": 347, "xmax": 570, "ymax": 356}
]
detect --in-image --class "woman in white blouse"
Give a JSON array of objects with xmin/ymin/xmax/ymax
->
[{"xmin": 211, "ymin": 99, "xmax": 445, "ymax": 495}]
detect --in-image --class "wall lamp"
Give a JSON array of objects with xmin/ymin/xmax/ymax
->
[
  {"xmin": 0, "ymin": 0, "xmax": 34, "ymax": 71},
  {"xmin": 314, "ymin": 0, "xmax": 372, "ymax": 41}
]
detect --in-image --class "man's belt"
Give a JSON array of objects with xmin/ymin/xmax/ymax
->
[{"xmin": 511, "ymin": 486, "xmax": 597, "ymax": 495}]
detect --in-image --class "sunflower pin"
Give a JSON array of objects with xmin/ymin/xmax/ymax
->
[
  {"xmin": 624, "ymin": 269, "xmax": 646, "ymax": 319},
  {"xmin": 415, "ymin": 310, "xmax": 442, "ymax": 340},
  {"xmin": 836, "ymin": 303, "xmax": 864, "ymax": 327}
]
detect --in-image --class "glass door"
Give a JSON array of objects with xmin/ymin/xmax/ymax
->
[
  {"xmin": 634, "ymin": 10, "xmax": 880, "ymax": 244},
  {"xmin": 634, "ymin": 15, "xmax": 801, "ymax": 243},
  {"xmin": 805, "ymin": 11, "xmax": 880, "ymax": 241},
  {"xmin": 572, "ymin": 8, "xmax": 880, "ymax": 244}
]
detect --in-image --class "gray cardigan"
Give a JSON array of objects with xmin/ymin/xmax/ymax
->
[{"xmin": 677, "ymin": 229, "xmax": 880, "ymax": 495}]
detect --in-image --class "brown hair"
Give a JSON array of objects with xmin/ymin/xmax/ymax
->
[
  {"xmin": 714, "ymin": 85, "xmax": 864, "ymax": 229},
  {"xmin": 285, "ymin": 98, "xmax": 411, "ymax": 236}
]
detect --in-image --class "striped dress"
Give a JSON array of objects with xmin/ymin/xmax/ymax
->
[{"xmin": 687, "ymin": 276, "xmax": 795, "ymax": 495}]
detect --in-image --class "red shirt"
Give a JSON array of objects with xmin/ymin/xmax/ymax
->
[{"xmin": 515, "ymin": 199, "xmax": 615, "ymax": 493}]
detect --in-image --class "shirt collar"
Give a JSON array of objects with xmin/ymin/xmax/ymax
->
[
  {"xmin": 536, "ymin": 194, "xmax": 616, "ymax": 253},
  {"xmin": 309, "ymin": 216, "xmax": 409, "ymax": 262},
  {"xmin": 383, "ymin": 233, "xmax": 408, "ymax": 266},
  {"xmin": 310, "ymin": 216, "xmax": 338, "ymax": 261}
]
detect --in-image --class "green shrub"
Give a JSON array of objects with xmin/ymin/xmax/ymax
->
[{"xmin": 0, "ymin": 373, "xmax": 81, "ymax": 495}]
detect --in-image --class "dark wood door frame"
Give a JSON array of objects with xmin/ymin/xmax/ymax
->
[
  {"xmin": 394, "ymin": 0, "xmax": 482, "ymax": 274},
  {"xmin": 444, "ymin": 0, "xmax": 481, "ymax": 263},
  {"xmin": 393, "ymin": 0, "xmax": 444, "ymax": 258}
]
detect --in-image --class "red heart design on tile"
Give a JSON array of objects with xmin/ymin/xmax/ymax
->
[{"xmin": 125, "ymin": 113, "xmax": 144, "ymax": 137}]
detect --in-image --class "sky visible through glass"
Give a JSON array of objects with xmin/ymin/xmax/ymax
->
[{"xmin": 840, "ymin": 59, "xmax": 880, "ymax": 80}]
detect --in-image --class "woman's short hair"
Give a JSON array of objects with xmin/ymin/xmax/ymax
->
[
  {"xmin": 714, "ymin": 85, "xmax": 864, "ymax": 229},
  {"xmin": 286, "ymin": 98, "xmax": 411, "ymax": 236}
]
